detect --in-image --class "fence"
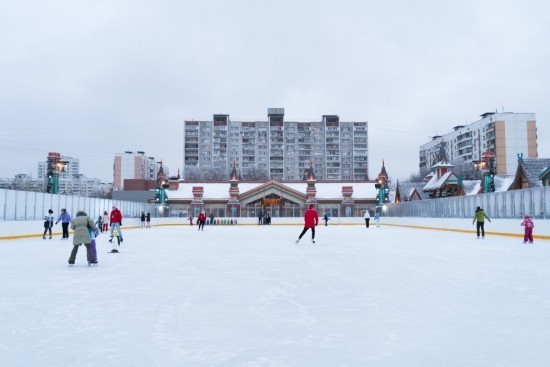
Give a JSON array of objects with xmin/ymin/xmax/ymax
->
[
  {"xmin": 386, "ymin": 187, "xmax": 550, "ymax": 219},
  {"xmin": 0, "ymin": 189, "xmax": 158, "ymax": 221}
]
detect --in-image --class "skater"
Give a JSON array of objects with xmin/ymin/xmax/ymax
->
[
  {"xmin": 472, "ymin": 206, "xmax": 491, "ymax": 239},
  {"xmin": 88, "ymin": 227, "xmax": 98, "ymax": 264},
  {"xmin": 323, "ymin": 214, "xmax": 330, "ymax": 226},
  {"xmin": 102, "ymin": 211, "xmax": 109, "ymax": 232},
  {"xmin": 258, "ymin": 210, "xmax": 264, "ymax": 225},
  {"xmin": 68, "ymin": 210, "xmax": 98, "ymax": 265},
  {"xmin": 520, "ymin": 214, "xmax": 534, "ymax": 244},
  {"xmin": 95, "ymin": 215, "xmax": 103, "ymax": 233},
  {"xmin": 209, "ymin": 212, "xmax": 215, "ymax": 225},
  {"xmin": 146, "ymin": 211, "xmax": 151, "ymax": 228},
  {"xmin": 109, "ymin": 205, "xmax": 123, "ymax": 243},
  {"xmin": 265, "ymin": 212, "xmax": 271, "ymax": 225},
  {"xmin": 364, "ymin": 210, "xmax": 371, "ymax": 228},
  {"xmin": 188, "ymin": 215, "xmax": 194, "ymax": 226},
  {"xmin": 197, "ymin": 210, "xmax": 206, "ymax": 231},
  {"xmin": 140, "ymin": 211, "xmax": 146, "ymax": 227},
  {"xmin": 55, "ymin": 208, "xmax": 71, "ymax": 240},
  {"xmin": 43, "ymin": 209, "xmax": 54, "ymax": 239},
  {"xmin": 374, "ymin": 211, "xmax": 380, "ymax": 228},
  {"xmin": 295, "ymin": 204, "xmax": 319, "ymax": 244}
]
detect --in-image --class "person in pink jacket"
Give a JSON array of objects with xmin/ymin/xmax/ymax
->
[{"xmin": 520, "ymin": 214, "xmax": 534, "ymax": 244}]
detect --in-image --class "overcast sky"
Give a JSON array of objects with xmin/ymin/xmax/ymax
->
[{"xmin": 1, "ymin": 0, "xmax": 549, "ymax": 183}]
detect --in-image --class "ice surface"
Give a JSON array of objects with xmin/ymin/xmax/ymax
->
[{"xmin": 1, "ymin": 224, "xmax": 550, "ymax": 367}]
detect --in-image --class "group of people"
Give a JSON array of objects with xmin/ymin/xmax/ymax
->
[
  {"xmin": 140, "ymin": 211, "xmax": 151, "ymax": 228},
  {"xmin": 42, "ymin": 205, "xmax": 125, "ymax": 265},
  {"xmin": 472, "ymin": 206, "xmax": 535, "ymax": 244},
  {"xmin": 257, "ymin": 210, "xmax": 272, "ymax": 225}
]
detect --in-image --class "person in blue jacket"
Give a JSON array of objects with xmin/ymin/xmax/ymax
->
[{"xmin": 55, "ymin": 208, "xmax": 72, "ymax": 240}]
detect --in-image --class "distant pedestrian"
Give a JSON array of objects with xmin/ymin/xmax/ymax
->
[
  {"xmin": 295, "ymin": 204, "xmax": 319, "ymax": 244},
  {"xmin": 209, "ymin": 212, "xmax": 215, "ymax": 225},
  {"xmin": 472, "ymin": 206, "xmax": 491, "ymax": 239},
  {"xmin": 188, "ymin": 215, "xmax": 194, "ymax": 226},
  {"xmin": 68, "ymin": 210, "xmax": 98, "ymax": 265},
  {"xmin": 323, "ymin": 214, "xmax": 330, "ymax": 226},
  {"xmin": 43, "ymin": 209, "xmax": 54, "ymax": 239},
  {"xmin": 374, "ymin": 211, "xmax": 380, "ymax": 228},
  {"xmin": 146, "ymin": 211, "xmax": 151, "ymax": 228},
  {"xmin": 364, "ymin": 211, "xmax": 371, "ymax": 228},
  {"xmin": 520, "ymin": 214, "xmax": 534, "ymax": 244},
  {"xmin": 102, "ymin": 211, "xmax": 109, "ymax": 232},
  {"xmin": 258, "ymin": 210, "xmax": 264, "ymax": 225},
  {"xmin": 55, "ymin": 208, "xmax": 71, "ymax": 240},
  {"xmin": 140, "ymin": 211, "xmax": 146, "ymax": 227},
  {"xmin": 95, "ymin": 215, "xmax": 104, "ymax": 232},
  {"xmin": 197, "ymin": 210, "xmax": 206, "ymax": 231}
]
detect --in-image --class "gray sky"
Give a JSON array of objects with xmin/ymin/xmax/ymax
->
[{"xmin": 1, "ymin": 0, "xmax": 549, "ymax": 183}]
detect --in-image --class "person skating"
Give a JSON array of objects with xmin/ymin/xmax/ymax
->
[
  {"xmin": 323, "ymin": 214, "xmax": 330, "ymax": 226},
  {"xmin": 520, "ymin": 214, "xmax": 535, "ymax": 244},
  {"xmin": 258, "ymin": 210, "xmax": 264, "ymax": 225},
  {"xmin": 197, "ymin": 210, "xmax": 206, "ymax": 231},
  {"xmin": 88, "ymin": 227, "xmax": 99, "ymax": 264},
  {"xmin": 55, "ymin": 208, "xmax": 71, "ymax": 240},
  {"xmin": 68, "ymin": 210, "xmax": 98, "ymax": 265},
  {"xmin": 146, "ymin": 211, "xmax": 151, "ymax": 228},
  {"xmin": 188, "ymin": 215, "xmax": 194, "ymax": 226},
  {"xmin": 295, "ymin": 204, "xmax": 319, "ymax": 244},
  {"xmin": 363, "ymin": 211, "xmax": 371, "ymax": 228},
  {"xmin": 95, "ymin": 215, "xmax": 103, "ymax": 233},
  {"xmin": 209, "ymin": 212, "xmax": 215, "ymax": 225},
  {"xmin": 102, "ymin": 211, "xmax": 109, "ymax": 232},
  {"xmin": 140, "ymin": 211, "xmax": 146, "ymax": 227},
  {"xmin": 43, "ymin": 209, "xmax": 54, "ymax": 239},
  {"xmin": 109, "ymin": 205, "xmax": 123, "ymax": 243},
  {"xmin": 472, "ymin": 206, "xmax": 491, "ymax": 239}
]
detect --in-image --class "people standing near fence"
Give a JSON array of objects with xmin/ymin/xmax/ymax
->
[
  {"xmin": 197, "ymin": 210, "xmax": 206, "ymax": 231},
  {"xmin": 109, "ymin": 205, "xmax": 123, "ymax": 243},
  {"xmin": 140, "ymin": 211, "xmax": 146, "ymax": 228},
  {"xmin": 43, "ymin": 209, "xmax": 54, "ymax": 239},
  {"xmin": 520, "ymin": 214, "xmax": 534, "ymax": 244},
  {"xmin": 55, "ymin": 208, "xmax": 71, "ymax": 240},
  {"xmin": 258, "ymin": 210, "xmax": 263, "ymax": 225},
  {"xmin": 295, "ymin": 204, "xmax": 319, "ymax": 244},
  {"xmin": 363, "ymin": 211, "xmax": 371, "ymax": 228},
  {"xmin": 472, "ymin": 206, "xmax": 491, "ymax": 239},
  {"xmin": 146, "ymin": 211, "xmax": 151, "ymax": 228},
  {"xmin": 68, "ymin": 210, "xmax": 98, "ymax": 265}
]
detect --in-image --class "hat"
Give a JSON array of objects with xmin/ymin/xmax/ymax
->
[
  {"xmin": 524, "ymin": 214, "xmax": 530, "ymax": 219},
  {"xmin": 308, "ymin": 204, "xmax": 314, "ymax": 210}
]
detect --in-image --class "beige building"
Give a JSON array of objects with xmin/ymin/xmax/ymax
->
[{"xmin": 419, "ymin": 112, "xmax": 537, "ymax": 175}]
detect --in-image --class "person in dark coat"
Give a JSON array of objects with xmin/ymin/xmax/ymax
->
[
  {"xmin": 295, "ymin": 204, "xmax": 319, "ymax": 244},
  {"xmin": 140, "ymin": 211, "xmax": 146, "ymax": 227},
  {"xmin": 323, "ymin": 214, "xmax": 330, "ymax": 226},
  {"xmin": 258, "ymin": 210, "xmax": 263, "ymax": 225},
  {"xmin": 43, "ymin": 209, "xmax": 54, "ymax": 239},
  {"xmin": 146, "ymin": 211, "xmax": 151, "ymax": 228}
]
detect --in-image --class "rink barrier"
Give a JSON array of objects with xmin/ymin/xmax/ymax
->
[{"xmin": 382, "ymin": 223, "xmax": 550, "ymax": 241}]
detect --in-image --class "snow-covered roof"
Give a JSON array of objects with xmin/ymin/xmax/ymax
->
[
  {"xmin": 494, "ymin": 175, "xmax": 514, "ymax": 192},
  {"xmin": 423, "ymin": 171, "xmax": 457, "ymax": 191},
  {"xmin": 462, "ymin": 180, "xmax": 481, "ymax": 196},
  {"xmin": 169, "ymin": 181, "xmax": 378, "ymax": 200},
  {"xmin": 396, "ymin": 182, "xmax": 429, "ymax": 201},
  {"xmin": 521, "ymin": 158, "xmax": 550, "ymax": 188}
]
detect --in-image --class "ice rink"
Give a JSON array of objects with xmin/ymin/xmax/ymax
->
[{"xmin": 1, "ymin": 223, "xmax": 550, "ymax": 367}]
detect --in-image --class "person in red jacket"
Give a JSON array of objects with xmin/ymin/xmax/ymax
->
[
  {"xmin": 197, "ymin": 210, "xmax": 207, "ymax": 231},
  {"xmin": 109, "ymin": 205, "xmax": 123, "ymax": 242},
  {"xmin": 295, "ymin": 204, "xmax": 319, "ymax": 244}
]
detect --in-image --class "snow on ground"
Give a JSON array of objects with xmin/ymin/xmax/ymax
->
[{"xmin": 1, "ymin": 223, "xmax": 550, "ymax": 367}]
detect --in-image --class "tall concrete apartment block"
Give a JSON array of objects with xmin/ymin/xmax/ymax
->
[
  {"xmin": 419, "ymin": 112, "xmax": 538, "ymax": 175},
  {"xmin": 113, "ymin": 151, "xmax": 163, "ymax": 190},
  {"xmin": 183, "ymin": 108, "xmax": 369, "ymax": 181}
]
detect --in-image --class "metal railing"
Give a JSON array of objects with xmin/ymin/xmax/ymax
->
[
  {"xmin": 386, "ymin": 187, "xmax": 549, "ymax": 219},
  {"xmin": 0, "ymin": 189, "xmax": 158, "ymax": 221}
]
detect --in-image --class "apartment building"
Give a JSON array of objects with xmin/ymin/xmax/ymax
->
[
  {"xmin": 113, "ymin": 151, "xmax": 165, "ymax": 190},
  {"xmin": 419, "ymin": 112, "xmax": 537, "ymax": 175},
  {"xmin": 183, "ymin": 108, "xmax": 369, "ymax": 181}
]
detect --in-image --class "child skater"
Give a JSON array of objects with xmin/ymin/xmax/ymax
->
[
  {"xmin": 520, "ymin": 214, "xmax": 534, "ymax": 244},
  {"xmin": 89, "ymin": 227, "xmax": 99, "ymax": 264}
]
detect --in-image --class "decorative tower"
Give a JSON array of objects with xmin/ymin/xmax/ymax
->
[
  {"xmin": 375, "ymin": 160, "xmax": 390, "ymax": 210},
  {"xmin": 155, "ymin": 161, "xmax": 168, "ymax": 204},
  {"xmin": 305, "ymin": 161, "xmax": 317, "ymax": 206},
  {"xmin": 227, "ymin": 162, "xmax": 240, "ymax": 216}
]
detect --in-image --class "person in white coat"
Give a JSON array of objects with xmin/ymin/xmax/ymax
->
[{"xmin": 363, "ymin": 210, "xmax": 371, "ymax": 228}]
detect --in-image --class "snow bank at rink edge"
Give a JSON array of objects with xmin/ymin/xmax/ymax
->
[{"xmin": 1, "ymin": 217, "xmax": 549, "ymax": 239}]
